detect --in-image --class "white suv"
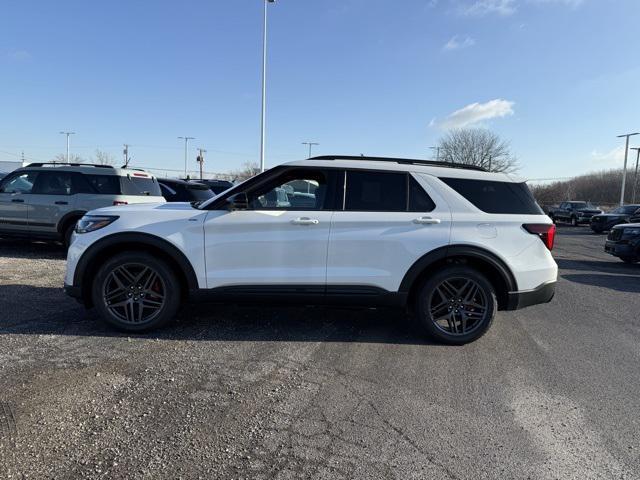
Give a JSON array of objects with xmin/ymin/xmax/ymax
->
[{"xmin": 64, "ymin": 156, "xmax": 557, "ymax": 344}]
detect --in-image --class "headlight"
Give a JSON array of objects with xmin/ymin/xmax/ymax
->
[
  {"xmin": 623, "ymin": 227, "xmax": 640, "ymax": 236},
  {"xmin": 75, "ymin": 215, "xmax": 119, "ymax": 234}
]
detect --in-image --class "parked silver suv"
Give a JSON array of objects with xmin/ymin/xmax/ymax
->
[{"xmin": 0, "ymin": 163, "xmax": 164, "ymax": 246}]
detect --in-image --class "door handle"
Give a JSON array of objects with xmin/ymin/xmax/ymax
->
[
  {"xmin": 413, "ymin": 216, "xmax": 441, "ymax": 225},
  {"xmin": 291, "ymin": 217, "xmax": 319, "ymax": 226},
  {"xmin": 11, "ymin": 198, "xmax": 24, "ymax": 203},
  {"xmin": 55, "ymin": 201, "xmax": 69, "ymax": 205}
]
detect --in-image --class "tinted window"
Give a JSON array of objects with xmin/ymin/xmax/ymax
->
[
  {"xmin": 248, "ymin": 169, "xmax": 329, "ymax": 210},
  {"xmin": 345, "ymin": 171, "xmax": 406, "ymax": 212},
  {"xmin": 0, "ymin": 172, "xmax": 38, "ymax": 194},
  {"xmin": 409, "ymin": 176, "xmax": 435, "ymax": 212},
  {"xmin": 86, "ymin": 175, "xmax": 121, "ymax": 194},
  {"xmin": 120, "ymin": 176, "xmax": 162, "ymax": 196},
  {"xmin": 33, "ymin": 172, "xmax": 73, "ymax": 195},
  {"xmin": 440, "ymin": 178, "xmax": 543, "ymax": 214}
]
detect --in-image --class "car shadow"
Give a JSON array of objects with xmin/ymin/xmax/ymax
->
[
  {"xmin": 561, "ymin": 273, "xmax": 640, "ymax": 293},
  {"xmin": 0, "ymin": 238, "xmax": 66, "ymax": 260},
  {"xmin": 556, "ymin": 258, "xmax": 640, "ymax": 275},
  {"xmin": 0, "ymin": 285, "xmax": 435, "ymax": 345}
]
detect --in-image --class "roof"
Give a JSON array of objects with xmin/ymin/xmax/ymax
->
[
  {"xmin": 284, "ymin": 156, "xmax": 522, "ymax": 182},
  {"xmin": 19, "ymin": 163, "xmax": 155, "ymax": 177}
]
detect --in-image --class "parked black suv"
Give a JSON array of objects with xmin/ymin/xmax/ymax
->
[
  {"xmin": 197, "ymin": 179, "xmax": 234, "ymax": 195},
  {"xmin": 591, "ymin": 205, "xmax": 640, "ymax": 233},
  {"xmin": 605, "ymin": 223, "xmax": 640, "ymax": 263},
  {"xmin": 158, "ymin": 179, "xmax": 215, "ymax": 203}
]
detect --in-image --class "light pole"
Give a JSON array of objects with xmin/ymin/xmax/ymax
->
[
  {"xmin": 260, "ymin": 0, "xmax": 276, "ymax": 173},
  {"xmin": 178, "ymin": 136, "xmax": 195, "ymax": 178},
  {"xmin": 631, "ymin": 147, "xmax": 640, "ymax": 204},
  {"xmin": 429, "ymin": 146, "xmax": 440, "ymax": 161},
  {"xmin": 302, "ymin": 141, "xmax": 319, "ymax": 158},
  {"xmin": 617, "ymin": 132, "xmax": 639, "ymax": 206},
  {"xmin": 197, "ymin": 148, "xmax": 206, "ymax": 181},
  {"xmin": 59, "ymin": 131, "xmax": 75, "ymax": 163}
]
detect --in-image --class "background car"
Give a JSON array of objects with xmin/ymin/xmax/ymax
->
[
  {"xmin": 196, "ymin": 179, "xmax": 234, "ymax": 195},
  {"xmin": 548, "ymin": 201, "xmax": 602, "ymax": 226},
  {"xmin": 590, "ymin": 204, "xmax": 640, "ymax": 233},
  {"xmin": 605, "ymin": 223, "xmax": 640, "ymax": 263},
  {"xmin": 158, "ymin": 178, "xmax": 215, "ymax": 203},
  {"xmin": 0, "ymin": 162, "xmax": 164, "ymax": 246}
]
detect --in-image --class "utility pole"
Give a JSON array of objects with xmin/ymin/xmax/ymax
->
[
  {"xmin": 617, "ymin": 132, "xmax": 639, "ymax": 206},
  {"xmin": 302, "ymin": 141, "xmax": 319, "ymax": 158},
  {"xmin": 178, "ymin": 136, "xmax": 195, "ymax": 178},
  {"xmin": 197, "ymin": 148, "xmax": 206, "ymax": 181},
  {"xmin": 123, "ymin": 144, "xmax": 130, "ymax": 167},
  {"xmin": 59, "ymin": 131, "xmax": 75, "ymax": 163},
  {"xmin": 631, "ymin": 147, "xmax": 640, "ymax": 204},
  {"xmin": 429, "ymin": 146, "xmax": 440, "ymax": 161},
  {"xmin": 260, "ymin": 0, "xmax": 276, "ymax": 173}
]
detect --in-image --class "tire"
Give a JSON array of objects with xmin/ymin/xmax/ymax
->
[
  {"xmin": 63, "ymin": 222, "xmax": 76, "ymax": 248},
  {"xmin": 571, "ymin": 216, "xmax": 578, "ymax": 227},
  {"xmin": 413, "ymin": 266, "xmax": 497, "ymax": 345},
  {"xmin": 620, "ymin": 256, "xmax": 639, "ymax": 264},
  {"xmin": 91, "ymin": 252, "xmax": 181, "ymax": 332},
  {"xmin": 591, "ymin": 228, "xmax": 603, "ymax": 234}
]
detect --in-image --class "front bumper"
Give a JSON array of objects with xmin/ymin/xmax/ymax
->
[
  {"xmin": 604, "ymin": 240, "xmax": 635, "ymax": 258},
  {"xmin": 506, "ymin": 281, "xmax": 556, "ymax": 310}
]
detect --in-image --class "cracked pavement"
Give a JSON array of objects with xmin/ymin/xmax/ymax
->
[{"xmin": 0, "ymin": 225, "xmax": 639, "ymax": 479}]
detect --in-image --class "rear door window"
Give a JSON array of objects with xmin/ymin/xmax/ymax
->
[
  {"xmin": 440, "ymin": 178, "xmax": 543, "ymax": 214},
  {"xmin": 33, "ymin": 172, "xmax": 73, "ymax": 195},
  {"xmin": 344, "ymin": 171, "xmax": 406, "ymax": 212}
]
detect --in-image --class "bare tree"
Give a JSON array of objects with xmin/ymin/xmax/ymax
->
[
  {"xmin": 437, "ymin": 128, "xmax": 518, "ymax": 173},
  {"xmin": 93, "ymin": 149, "xmax": 116, "ymax": 166},
  {"xmin": 52, "ymin": 153, "xmax": 83, "ymax": 163},
  {"xmin": 228, "ymin": 161, "xmax": 261, "ymax": 182}
]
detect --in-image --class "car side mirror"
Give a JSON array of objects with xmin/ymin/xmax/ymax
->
[{"xmin": 227, "ymin": 192, "xmax": 249, "ymax": 211}]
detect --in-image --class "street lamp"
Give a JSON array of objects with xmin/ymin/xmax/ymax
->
[
  {"xmin": 302, "ymin": 141, "xmax": 319, "ymax": 158},
  {"xmin": 178, "ymin": 136, "xmax": 195, "ymax": 178},
  {"xmin": 59, "ymin": 131, "xmax": 75, "ymax": 163},
  {"xmin": 631, "ymin": 147, "xmax": 640, "ymax": 204},
  {"xmin": 617, "ymin": 132, "xmax": 640, "ymax": 206},
  {"xmin": 260, "ymin": 0, "xmax": 276, "ymax": 173},
  {"xmin": 429, "ymin": 146, "xmax": 440, "ymax": 161}
]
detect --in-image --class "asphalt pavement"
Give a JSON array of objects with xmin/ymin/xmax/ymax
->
[{"xmin": 0, "ymin": 226, "xmax": 638, "ymax": 479}]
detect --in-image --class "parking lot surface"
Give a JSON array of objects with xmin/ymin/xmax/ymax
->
[{"xmin": 0, "ymin": 226, "xmax": 638, "ymax": 479}]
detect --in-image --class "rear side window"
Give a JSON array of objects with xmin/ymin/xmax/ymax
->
[
  {"xmin": 345, "ymin": 171, "xmax": 406, "ymax": 211},
  {"xmin": 409, "ymin": 176, "xmax": 435, "ymax": 212},
  {"xmin": 440, "ymin": 178, "xmax": 543, "ymax": 214},
  {"xmin": 85, "ymin": 175, "xmax": 121, "ymax": 194},
  {"xmin": 120, "ymin": 176, "xmax": 162, "ymax": 196}
]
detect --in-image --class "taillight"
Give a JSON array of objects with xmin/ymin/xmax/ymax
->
[
  {"xmin": 113, "ymin": 200, "xmax": 128, "ymax": 206},
  {"xmin": 523, "ymin": 223, "xmax": 556, "ymax": 251}
]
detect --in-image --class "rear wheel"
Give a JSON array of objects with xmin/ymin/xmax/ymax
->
[
  {"xmin": 413, "ymin": 266, "xmax": 497, "ymax": 345},
  {"xmin": 91, "ymin": 252, "xmax": 181, "ymax": 332},
  {"xmin": 620, "ymin": 256, "xmax": 639, "ymax": 264},
  {"xmin": 63, "ymin": 223, "xmax": 76, "ymax": 248}
]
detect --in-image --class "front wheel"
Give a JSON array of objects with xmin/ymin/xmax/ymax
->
[
  {"xmin": 91, "ymin": 252, "xmax": 181, "ymax": 332},
  {"xmin": 413, "ymin": 266, "xmax": 497, "ymax": 345}
]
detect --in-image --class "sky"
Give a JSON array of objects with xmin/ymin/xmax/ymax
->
[{"xmin": 1, "ymin": 0, "xmax": 640, "ymax": 181}]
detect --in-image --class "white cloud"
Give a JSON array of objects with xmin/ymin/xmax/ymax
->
[
  {"xmin": 7, "ymin": 50, "xmax": 31, "ymax": 61},
  {"xmin": 434, "ymin": 99, "xmax": 515, "ymax": 129},
  {"xmin": 457, "ymin": 0, "xmax": 583, "ymax": 16},
  {"xmin": 459, "ymin": 0, "xmax": 516, "ymax": 16},
  {"xmin": 443, "ymin": 35, "xmax": 476, "ymax": 51},
  {"xmin": 590, "ymin": 146, "xmax": 626, "ymax": 167}
]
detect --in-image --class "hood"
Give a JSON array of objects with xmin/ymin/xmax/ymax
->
[
  {"xmin": 89, "ymin": 202, "xmax": 194, "ymax": 216},
  {"xmin": 576, "ymin": 208, "xmax": 601, "ymax": 214},
  {"xmin": 613, "ymin": 222, "xmax": 640, "ymax": 229},
  {"xmin": 593, "ymin": 213, "xmax": 625, "ymax": 219}
]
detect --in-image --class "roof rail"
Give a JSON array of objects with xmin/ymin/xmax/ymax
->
[
  {"xmin": 307, "ymin": 155, "xmax": 487, "ymax": 172},
  {"xmin": 26, "ymin": 162, "xmax": 115, "ymax": 169}
]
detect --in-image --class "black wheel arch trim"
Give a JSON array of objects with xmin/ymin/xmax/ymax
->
[
  {"xmin": 399, "ymin": 245, "xmax": 518, "ymax": 294},
  {"xmin": 72, "ymin": 232, "xmax": 199, "ymax": 295},
  {"xmin": 58, "ymin": 210, "xmax": 87, "ymax": 234}
]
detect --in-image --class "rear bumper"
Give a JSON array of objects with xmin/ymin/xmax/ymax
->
[{"xmin": 506, "ymin": 281, "xmax": 556, "ymax": 310}]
